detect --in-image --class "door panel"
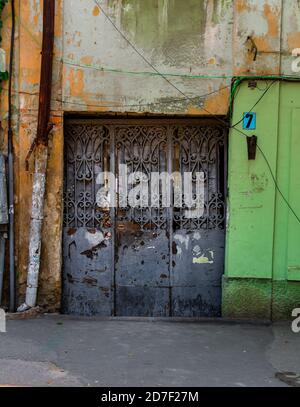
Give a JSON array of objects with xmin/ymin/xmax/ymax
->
[
  {"xmin": 172, "ymin": 286, "xmax": 222, "ymax": 317},
  {"xmin": 114, "ymin": 125, "xmax": 171, "ymax": 316},
  {"xmin": 172, "ymin": 230, "xmax": 225, "ymax": 316},
  {"xmin": 63, "ymin": 119, "xmax": 226, "ymax": 317},
  {"xmin": 171, "ymin": 126, "xmax": 226, "ymax": 316},
  {"xmin": 62, "ymin": 124, "xmax": 113, "ymax": 316}
]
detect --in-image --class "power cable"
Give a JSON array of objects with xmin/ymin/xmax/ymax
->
[{"xmin": 60, "ymin": 58, "xmax": 232, "ymax": 80}]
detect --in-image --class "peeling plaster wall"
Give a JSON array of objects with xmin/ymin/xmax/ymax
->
[
  {"xmin": 0, "ymin": 0, "xmax": 64, "ymax": 310},
  {"xmin": 0, "ymin": 0, "xmax": 299, "ymax": 311},
  {"xmin": 62, "ymin": 0, "xmax": 233, "ymax": 115}
]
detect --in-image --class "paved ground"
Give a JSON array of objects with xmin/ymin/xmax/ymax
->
[{"xmin": 0, "ymin": 316, "xmax": 299, "ymax": 387}]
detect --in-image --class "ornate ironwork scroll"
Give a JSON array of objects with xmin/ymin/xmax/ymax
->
[
  {"xmin": 115, "ymin": 125, "xmax": 168, "ymax": 230},
  {"xmin": 63, "ymin": 124, "xmax": 110, "ymax": 228},
  {"xmin": 64, "ymin": 121, "xmax": 226, "ymax": 231},
  {"xmin": 172, "ymin": 125, "xmax": 226, "ymax": 230}
]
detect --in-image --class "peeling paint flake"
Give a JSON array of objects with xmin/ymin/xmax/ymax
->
[{"xmin": 193, "ymin": 256, "xmax": 214, "ymax": 265}]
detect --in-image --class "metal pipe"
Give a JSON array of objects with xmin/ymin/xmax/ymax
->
[
  {"xmin": 0, "ymin": 154, "xmax": 8, "ymax": 305},
  {"xmin": 18, "ymin": 0, "xmax": 55, "ymax": 312},
  {"xmin": 18, "ymin": 144, "xmax": 48, "ymax": 311},
  {"xmin": 8, "ymin": 0, "xmax": 15, "ymax": 313}
]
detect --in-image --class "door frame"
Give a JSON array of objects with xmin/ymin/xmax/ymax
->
[{"xmin": 61, "ymin": 115, "xmax": 229, "ymax": 317}]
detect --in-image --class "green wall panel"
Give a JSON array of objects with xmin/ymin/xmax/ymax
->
[
  {"xmin": 225, "ymin": 81, "xmax": 280, "ymax": 279},
  {"xmin": 224, "ymin": 81, "xmax": 300, "ymax": 319},
  {"xmin": 272, "ymin": 86, "xmax": 300, "ymax": 282}
]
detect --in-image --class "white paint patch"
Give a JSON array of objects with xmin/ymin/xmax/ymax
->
[
  {"xmin": 174, "ymin": 234, "xmax": 190, "ymax": 250},
  {"xmin": 193, "ymin": 245, "xmax": 202, "ymax": 256},
  {"xmin": 238, "ymin": 12, "xmax": 268, "ymax": 36},
  {"xmin": 0, "ymin": 309, "xmax": 6, "ymax": 333},
  {"xmin": 85, "ymin": 231, "xmax": 105, "ymax": 246},
  {"xmin": 122, "ymin": 4, "xmax": 133, "ymax": 13},
  {"xmin": 0, "ymin": 48, "xmax": 6, "ymax": 72},
  {"xmin": 193, "ymin": 232, "xmax": 201, "ymax": 241},
  {"xmin": 235, "ymin": 382, "xmax": 247, "ymax": 387}
]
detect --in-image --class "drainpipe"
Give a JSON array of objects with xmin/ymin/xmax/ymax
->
[
  {"xmin": 0, "ymin": 154, "xmax": 8, "ymax": 305},
  {"xmin": 17, "ymin": 0, "xmax": 55, "ymax": 312}
]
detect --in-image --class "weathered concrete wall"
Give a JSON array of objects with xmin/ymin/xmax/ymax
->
[
  {"xmin": 0, "ymin": 0, "xmax": 64, "ymax": 310},
  {"xmin": 62, "ymin": 0, "xmax": 233, "ymax": 115},
  {"xmin": 234, "ymin": 0, "xmax": 300, "ymax": 76},
  {"xmin": 0, "ymin": 0, "xmax": 299, "ymax": 311}
]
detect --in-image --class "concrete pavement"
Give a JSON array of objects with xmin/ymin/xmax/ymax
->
[{"xmin": 0, "ymin": 316, "xmax": 299, "ymax": 387}]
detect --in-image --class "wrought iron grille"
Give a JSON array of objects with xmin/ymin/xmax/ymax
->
[
  {"xmin": 64, "ymin": 121, "xmax": 226, "ymax": 230},
  {"xmin": 115, "ymin": 125, "xmax": 169, "ymax": 230},
  {"xmin": 173, "ymin": 125, "xmax": 226, "ymax": 230},
  {"xmin": 64, "ymin": 124, "xmax": 110, "ymax": 228}
]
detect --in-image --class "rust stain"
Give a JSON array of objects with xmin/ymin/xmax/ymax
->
[
  {"xmin": 80, "ymin": 56, "xmax": 93, "ymax": 65},
  {"xmin": 82, "ymin": 277, "xmax": 98, "ymax": 287},
  {"xmin": 235, "ymin": 0, "xmax": 252, "ymax": 13},
  {"xmin": 66, "ymin": 68, "xmax": 85, "ymax": 97},
  {"xmin": 93, "ymin": 5, "xmax": 100, "ymax": 17},
  {"xmin": 287, "ymin": 32, "xmax": 300, "ymax": 51},
  {"xmin": 68, "ymin": 228, "xmax": 76, "ymax": 236},
  {"xmin": 188, "ymin": 87, "xmax": 230, "ymax": 116},
  {"xmin": 80, "ymin": 242, "xmax": 107, "ymax": 259},
  {"xmin": 263, "ymin": 4, "xmax": 279, "ymax": 38}
]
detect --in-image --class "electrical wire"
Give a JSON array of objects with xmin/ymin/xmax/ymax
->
[
  {"xmin": 60, "ymin": 58, "xmax": 233, "ymax": 80},
  {"xmin": 94, "ymin": 0, "xmax": 300, "ymax": 225}
]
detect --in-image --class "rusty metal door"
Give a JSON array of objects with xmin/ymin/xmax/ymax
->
[
  {"xmin": 63, "ymin": 119, "xmax": 226, "ymax": 317},
  {"xmin": 62, "ymin": 124, "xmax": 113, "ymax": 315}
]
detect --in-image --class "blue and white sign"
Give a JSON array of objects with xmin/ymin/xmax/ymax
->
[{"xmin": 243, "ymin": 112, "xmax": 256, "ymax": 130}]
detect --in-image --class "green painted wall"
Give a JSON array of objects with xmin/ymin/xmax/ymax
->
[{"xmin": 224, "ymin": 81, "xmax": 300, "ymax": 320}]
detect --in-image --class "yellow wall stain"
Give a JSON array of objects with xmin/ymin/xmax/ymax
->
[
  {"xmin": 93, "ymin": 5, "xmax": 100, "ymax": 17},
  {"xmin": 66, "ymin": 68, "xmax": 85, "ymax": 97},
  {"xmin": 288, "ymin": 32, "xmax": 300, "ymax": 51},
  {"xmin": 263, "ymin": 4, "xmax": 280, "ymax": 38},
  {"xmin": 193, "ymin": 256, "xmax": 214, "ymax": 265}
]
